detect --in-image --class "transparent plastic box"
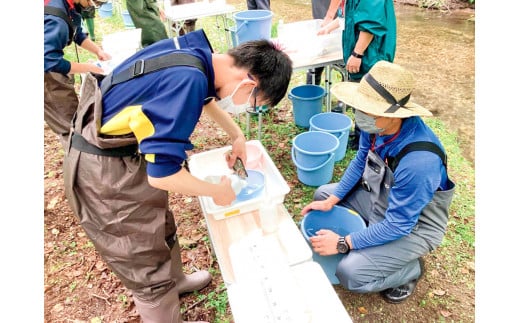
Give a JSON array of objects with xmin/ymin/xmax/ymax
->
[
  {"xmin": 188, "ymin": 140, "xmax": 290, "ymax": 220},
  {"xmin": 279, "ymin": 19, "xmax": 342, "ymax": 60}
]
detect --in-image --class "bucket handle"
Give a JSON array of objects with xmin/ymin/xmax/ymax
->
[
  {"xmin": 235, "ymin": 20, "xmax": 248, "ymax": 34},
  {"xmin": 291, "ymin": 146, "xmax": 335, "ymax": 171},
  {"xmin": 288, "ymin": 93, "xmax": 295, "ymax": 100}
]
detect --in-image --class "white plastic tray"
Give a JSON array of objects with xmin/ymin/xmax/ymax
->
[{"xmin": 188, "ymin": 140, "xmax": 290, "ymax": 220}]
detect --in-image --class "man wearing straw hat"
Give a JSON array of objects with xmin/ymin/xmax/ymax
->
[{"xmin": 301, "ymin": 61, "xmax": 455, "ymax": 304}]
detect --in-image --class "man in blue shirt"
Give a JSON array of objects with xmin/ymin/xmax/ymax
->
[
  {"xmin": 301, "ymin": 61, "xmax": 455, "ymax": 304},
  {"xmin": 44, "ymin": 0, "xmax": 111, "ymax": 148},
  {"xmin": 63, "ymin": 29, "xmax": 292, "ymax": 322}
]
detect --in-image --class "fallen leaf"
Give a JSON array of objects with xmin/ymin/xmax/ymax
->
[
  {"xmin": 184, "ymin": 197, "xmax": 193, "ymax": 203},
  {"xmin": 460, "ymin": 268, "xmax": 469, "ymax": 274},
  {"xmin": 47, "ymin": 196, "xmax": 61, "ymax": 209},
  {"xmin": 52, "ymin": 303, "xmax": 64, "ymax": 313},
  {"xmin": 358, "ymin": 307, "xmax": 368, "ymax": 314},
  {"xmin": 433, "ymin": 289, "xmax": 446, "ymax": 296},
  {"xmin": 440, "ymin": 310, "xmax": 452, "ymax": 317},
  {"xmin": 51, "ymin": 228, "xmax": 60, "ymax": 236},
  {"xmin": 95, "ymin": 261, "xmax": 106, "ymax": 271}
]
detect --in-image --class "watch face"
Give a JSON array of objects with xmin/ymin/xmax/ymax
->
[{"xmin": 337, "ymin": 242, "xmax": 348, "ymax": 254}]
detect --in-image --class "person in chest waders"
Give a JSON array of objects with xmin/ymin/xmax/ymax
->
[
  {"xmin": 62, "ymin": 29, "xmax": 292, "ymax": 322},
  {"xmin": 44, "ymin": 0, "xmax": 111, "ymax": 149},
  {"xmin": 301, "ymin": 61, "xmax": 455, "ymax": 304}
]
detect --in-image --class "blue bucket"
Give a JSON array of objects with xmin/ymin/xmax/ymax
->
[
  {"xmin": 300, "ymin": 206, "xmax": 366, "ymax": 284},
  {"xmin": 288, "ymin": 85, "xmax": 325, "ymax": 128},
  {"xmin": 233, "ymin": 10, "xmax": 273, "ymax": 45},
  {"xmin": 310, "ymin": 112, "xmax": 353, "ymax": 162},
  {"xmin": 291, "ymin": 131, "xmax": 338, "ymax": 186},
  {"xmin": 121, "ymin": 10, "xmax": 135, "ymax": 29},
  {"xmin": 98, "ymin": 2, "xmax": 113, "ymax": 18}
]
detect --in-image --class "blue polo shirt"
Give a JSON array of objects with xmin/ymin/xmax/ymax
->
[
  {"xmin": 44, "ymin": 0, "xmax": 89, "ymax": 74},
  {"xmin": 100, "ymin": 30, "xmax": 217, "ymax": 178}
]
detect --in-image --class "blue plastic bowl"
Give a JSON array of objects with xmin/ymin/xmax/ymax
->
[{"xmin": 235, "ymin": 169, "xmax": 265, "ymax": 202}]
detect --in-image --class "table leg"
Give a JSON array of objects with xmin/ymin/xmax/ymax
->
[
  {"xmin": 257, "ymin": 111, "xmax": 262, "ymax": 140},
  {"xmin": 325, "ymin": 65, "xmax": 332, "ymax": 112}
]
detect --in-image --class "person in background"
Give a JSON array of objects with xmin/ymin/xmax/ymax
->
[
  {"xmin": 44, "ymin": 0, "xmax": 111, "ymax": 148},
  {"xmin": 318, "ymin": 0, "xmax": 396, "ymax": 149},
  {"xmin": 63, "ymin": 29, "xmax": 292, "ymax": 322},
  {"xmin": 80, "ymin": 1, "xmax": 96, "ymax": 40},
  {"xmin": 301, "ymin": 61, "xmax": 455, "ymax": 304},
  {"xmin": 126, "ymin": 0, "xmax": 169, "ymax": 47},
  {"xmin": 247, "ymin": 0, "xmax": 270, "ymax": 11},
  {"xmin": 171, "ymin": 0, "xmax": 197, "ymax": 35}
]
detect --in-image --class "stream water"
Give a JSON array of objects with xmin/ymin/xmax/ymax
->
[{"xmin": 392, "ymin": 4, "xmax": 475, "ymax": 164}]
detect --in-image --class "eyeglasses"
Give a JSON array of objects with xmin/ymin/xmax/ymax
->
[{"xmin": 247, "ymin": 73, "xmax": 259, "ymax": 112}]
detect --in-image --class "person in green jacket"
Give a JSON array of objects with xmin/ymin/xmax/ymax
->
[
  {"xmin": 126, "ymin": 0, "xmax": 169, "ymax": 47},
  {"xmin": 317, "ymin": 0, "xmax": 396, "ymax": 148}
]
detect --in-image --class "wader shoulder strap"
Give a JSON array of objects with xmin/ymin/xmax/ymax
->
[
  {"xmin": 100, "ymin": 53, "xmax": 206, "ymax": 95},
  {"xmin": 387, "ymin": 141, "xmax": 447, "ymax": 172},
  {"xmin": 44, "ymin": 6, "xmax": 74, "ymax": 45}
]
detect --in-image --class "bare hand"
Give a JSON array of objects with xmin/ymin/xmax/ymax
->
[
  {"xmin": 300, "ymin": 199, "xmax": 334, "ymax": 216},
  {"xmin": 97, "ymin": 49, "xmax": 112, "ymax": 61},
  {"xmin": 309, "ymin": 229, "xmax": 339, "ymax": 256},
  {"xmin": 211, "ymin": 176, "xmax": 236, "ymax": 206},
  {"xmin": 346, "ymin": 56, "xmax": 362, "ymax": 74}
]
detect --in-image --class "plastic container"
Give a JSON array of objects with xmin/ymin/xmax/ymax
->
[
  {"xmin": 310, "ymin": 112, "xmax": 353, "ymax": 162},
  {"xmin": 300, "ymin": 206, "xmax": 366, "ymax": 284},
  {"xmin": 98, "ymin": 2, "xmax": 113, "ymax": 18},
  {"xmin": 188, "ymin": 140, "xmax": 289, "ymax": 220},
  {"xmin": 288, "ymin": 85, "xmax": 325, "ymax": 128},
  {"xmin": 245, "ymin": 141, "xmax": 263, "ymax": 169},
  {"xmin": 102, "ymin": 29, "xmax": 142, "ymax": 67},
  {"xmin": 291, "ymin": 131, "xmax": 338, "ymax": 186},
  {"xmin": 233, "ymin": 10, "xmax": 273, "ymax": 45},
  {"xmin": 278, "ymin": 19, "xmax": 342, "ymax": 60},
  {"xmin": 121, "ymin": 10, "xmax": 135, "ymax": 29}
]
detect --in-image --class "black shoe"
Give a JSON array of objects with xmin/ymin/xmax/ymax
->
[
  {"xmin": 380, "ymin": 258, "xmax": 425, "ymax": 304},
  {"xmin": 331, "ymin": 101, "xmax": 345, "ymax": 113}
]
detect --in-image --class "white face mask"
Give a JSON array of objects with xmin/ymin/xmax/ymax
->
[{"xmin": 216, "ymin": 81, "xmax": 255, "ymax": 116}]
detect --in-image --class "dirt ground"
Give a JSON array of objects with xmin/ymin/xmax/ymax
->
[{"xmin": 44, "ymin": 0, "xmax": 475, "ymax": 322}]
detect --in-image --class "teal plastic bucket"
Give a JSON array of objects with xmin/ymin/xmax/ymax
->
[
  {"xmin": 233, "ymin": 10, "xmax": 273, "ymax": 45},
  {"xmin": 98, "ymin": 2, "xmax": 113, "ymax": 18},
  {"xmin": 300, "ymin": 206, "xmax": 366, "ymax": 284},
  {"xmin": 288, "ymin": 85, "xmax": 325, "ymax": 128},
  {"xmin": 291, "ymin": 131, "xmax": 338, "ymax": 186},
  {"xmin": 121, "ymin": 10, "xmax": 135, "ymax": 29},
  {"xmin": 310, "ymin": 112, "xmax": 353, "ymax": 162}
]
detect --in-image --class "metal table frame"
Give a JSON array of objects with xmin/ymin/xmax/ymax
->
[
  {"xmin": 245, "ymin": 23, "xmax": 346, "ymax": 140},
  {"xmin": 162, "ymin": 0, "xmax": 236, "ymax": 47}
]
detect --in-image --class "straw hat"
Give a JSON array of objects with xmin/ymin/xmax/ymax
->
[{"xmin": 331, "ymin": 61, "xmax": 432, "ymax": 118}]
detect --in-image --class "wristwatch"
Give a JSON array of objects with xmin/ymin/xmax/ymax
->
[{"xmin": 337, "ymin": 236, "xmax": 350, "ymax": 254}]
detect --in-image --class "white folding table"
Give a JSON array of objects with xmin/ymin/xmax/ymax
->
[{"xmin": 162, "ymin": 0, "xmax": 236, "ymax": 48}]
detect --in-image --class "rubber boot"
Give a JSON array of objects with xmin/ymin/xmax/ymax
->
[
  {"xmin": 84, "ymin": 18, "xmax": 95, "ymax": 41},
  {"xmin": 133, "ymin": 286, "xmax": 209, "ymax": 323},
  {"xmin": 170, "ymin": 239, "xmax": 212, "ymax": 295}
]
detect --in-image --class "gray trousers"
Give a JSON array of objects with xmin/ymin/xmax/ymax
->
[{"xmin": 314, "ymin": 184, "xmax": 429, "ymax": 293}]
